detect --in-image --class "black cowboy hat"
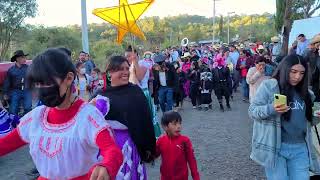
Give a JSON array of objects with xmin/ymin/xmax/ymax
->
[
  {"xmin": 11, "ymin": 50, "xmax": 29, "ymax": 62},
  {"xmin": 154, "ymin": 54, "xmax": 167, "ymax": 63}
]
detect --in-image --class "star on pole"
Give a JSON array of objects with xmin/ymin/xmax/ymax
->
[{"xmin": 93, "ymin": 0, "xmax": 154, "ymax": 44}]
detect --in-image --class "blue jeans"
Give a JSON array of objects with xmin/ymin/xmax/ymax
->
[
  {"xmin": 241, "ymin": 77, "xmax": 249, "ymax": 99},
  {"xmin": 158, "ymin": 87, "xmax": 173, "ymax": 112},
  {"xmin": 265, "ymin": 143, "xmax": 309, "ymax": 180},
  {"xmin": 9, "ymin": 90, "xmax": 32, "ymax": 116}
]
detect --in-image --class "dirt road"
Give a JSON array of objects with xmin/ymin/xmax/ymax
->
[{"xmin": 0, "ymin": 93, "xmax": 265, "ymax": 180}]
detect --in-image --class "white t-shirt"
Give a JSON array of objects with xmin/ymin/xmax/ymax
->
[
  {"xmin": 17, "ymin": 103, "xmax": 112, "ymax": 179},
  {"xmin": 159, "ymin": 72, "xmax": 167, "ymax": 86},
  {"xmin": 138, "ymin": 60, "xmax": 154, "ymax": 89}
]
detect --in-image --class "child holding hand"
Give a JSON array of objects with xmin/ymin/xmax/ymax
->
[{"xmin": 156, "ymin": 111, "xmax": 200, "ymax": 180}]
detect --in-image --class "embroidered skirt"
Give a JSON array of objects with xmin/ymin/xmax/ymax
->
[{"xmin": 108, "ymin": 121, "xmax": 147, "ymax": 180}]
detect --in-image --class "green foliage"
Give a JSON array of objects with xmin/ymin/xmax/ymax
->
[
  {"xmin": 0, "ymin": 0, "xmax": 38, "ymax": 60},
  {"xmin": 90, "ymin": 40, "xmax": 124, "ymax": 70},
  {"xmin": 275, "ymin": 0, "xmax": 320, "ymax": 33},
  {"xmin": 9, "ymin": 14, "xmax": 278, "ymax": 63},
  {"xmin": 20, "ymin": 27, "xmax": 81, "ymax": 59},
  {"xmin": 275, "ymin": 0, "xmax": 285, "ymax": 32}
]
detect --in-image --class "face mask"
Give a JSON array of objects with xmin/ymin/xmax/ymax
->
[
  {"xmin": 145, "ymin": 54, "xmax": 151, "ymax": 59},
  {"xmin": 38, "ymin": 84, "xmax": 67, "ymax": 107},
  {"xmin": 80, "ymin": 68, "xmax": 86, "ymax": 74}
]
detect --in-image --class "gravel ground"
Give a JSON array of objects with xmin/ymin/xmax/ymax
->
[{"xmin": 0, "ymin": 92, "xmax": 265, "ymax": 180}]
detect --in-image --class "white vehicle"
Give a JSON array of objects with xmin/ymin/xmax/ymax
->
[{"xmin": 289, "ymin": 16, "xmax": 320, "ymax": 47}]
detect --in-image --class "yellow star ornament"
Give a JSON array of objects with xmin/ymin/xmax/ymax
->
[{"xmin": 93, "ymin": 0, "xmax": 154, "ymax": 44}]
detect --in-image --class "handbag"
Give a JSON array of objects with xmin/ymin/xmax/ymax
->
[{"xmin": 310, "ymin": 126, "xmax": 320, "ymax": 180}]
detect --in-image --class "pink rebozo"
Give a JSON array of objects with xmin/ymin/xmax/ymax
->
[{"xmin": 214, "ymin": 53, "xmax": 226, "ymax": 68}]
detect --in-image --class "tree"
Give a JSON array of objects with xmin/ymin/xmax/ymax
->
[
  {"xmin": 282, "ymin": 0, "xmax": 294, "ymax": 55},
  {"xmin": 0, "ymin": 0, "xmax": 38, "ymax": 60},
  {"xmin": 294, "ymin": 0, "xmax": 320, "ymax": 18},
  {"xmin": 275, "ymin": 0, "xmax": 285, "ymax": 32}
]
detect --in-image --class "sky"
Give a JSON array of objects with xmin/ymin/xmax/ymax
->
[{"xmin": 26, "ymin": 0, "xmax": 276, "ymax": 27}]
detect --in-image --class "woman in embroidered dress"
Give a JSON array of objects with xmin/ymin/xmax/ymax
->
[
  {"xmin": 0, "ymin": 48, "xmax": 123, "ymax": 180},
  {"xmin": 93, "ymin": 55, "xmax": 156, "ymax": 180}
]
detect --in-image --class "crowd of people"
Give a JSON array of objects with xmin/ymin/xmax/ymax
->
[{"xmin": 0, "ymin": 31, "xmax": 319, "ymax": 180}]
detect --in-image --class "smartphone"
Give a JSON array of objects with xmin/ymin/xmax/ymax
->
[{"xmin": 274, "ymin": 94, "xmax": 287, "ymax": 106}]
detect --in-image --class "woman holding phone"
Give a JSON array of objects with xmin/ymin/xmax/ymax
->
[{"xmin": 248, "ymin": 54, "xmax": 320, "ymax": 180}]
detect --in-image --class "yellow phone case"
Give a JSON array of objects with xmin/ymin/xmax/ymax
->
[{"xmin": 274, "ymin": 94, "xmax": 287, "ymax": 105}]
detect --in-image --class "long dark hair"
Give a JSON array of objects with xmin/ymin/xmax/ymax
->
[
  {"xmin": 272, "ymin": 54, "xmax": 312, "ymax": 122},
  {"xmin": 27, "ymin": 48, "xmax": 76, "ymax": 88}
]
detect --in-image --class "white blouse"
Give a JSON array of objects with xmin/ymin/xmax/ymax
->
[{"xmin": 17, "ymin": 103, "xmax": 112, "ymax": 179}]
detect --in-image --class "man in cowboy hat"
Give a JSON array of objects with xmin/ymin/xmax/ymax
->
[
  {"xmin": 3, "ymin": 50, "xmax": 32, "ymax": 115},
  {"xmin": 308, "ymin": 34, "xmax": 320, "ymax": 100}
]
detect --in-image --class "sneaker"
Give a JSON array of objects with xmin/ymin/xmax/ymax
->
[{"xmin": 193, "ymin": 106, "xmax": 197, "ymax": 109}]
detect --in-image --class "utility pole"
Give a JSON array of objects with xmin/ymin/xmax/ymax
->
[
  {"xmin": 81, "ymin": 0, "xmax": 89, "ymax": 53},
  {"xmin": 227, "ymin": 12, "xmax": 235, "ymax": 44},
  {"xmin": 212, "ymin": 0, "xmax": 221, "ymax": 45},
  {"xmin": 212, "ymin": 0, "xmax": 216, "ymax": 45}
]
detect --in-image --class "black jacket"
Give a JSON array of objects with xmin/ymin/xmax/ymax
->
[
  {"xmin": 175, "ymin": 71, "xmax": 187, "ymax": 92},
  {"xmin": 187, "ymin": 69, "xmax": 201, "ymax": 86},
  {"xmin": 308, "ymin": 52, "xmax": 320, "ymax": 101},
  {"xmin": 153, "ymin": 63, "xmax": 177, "ymax": 89}
]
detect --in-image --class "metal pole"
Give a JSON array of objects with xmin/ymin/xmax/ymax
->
[
  {"xmin": 81, "ymin": 0, "xmax": 89, "ymax": 53},
  {"xmin": 212, "ymin": 0, "xmax": 216, "ymax": 44},
  {"xmin": 227, "ymin": 14, "xmax": 230, "ymax": 44}
]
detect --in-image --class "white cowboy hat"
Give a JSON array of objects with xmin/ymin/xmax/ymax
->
[
  {"xmin": 271, "ymin": 36, "xmax": 280, "ymax": 43},
  {"xmin": 257, "ymin": 45, "xmax": 264, "ymax": 50},
  {"xmin": 310, "ymin": 34, "xmax": 320, "ymax": 45},
  {"xmin": 181, "ymin": 52, "xmax": 191, "ymax": 59}
]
